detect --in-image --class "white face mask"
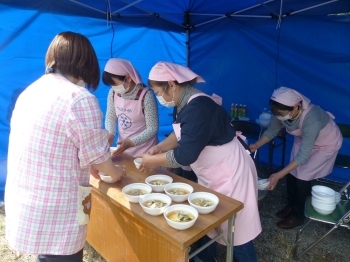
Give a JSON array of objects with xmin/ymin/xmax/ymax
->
[
  {"xmin": 112, "ymin": 77, "xmax": 129, "ymax": 94},
  {"xmin": 156, "ymin": 86, "xmax": 175, "ymax": 108},
  {"xmin": 276, "ymin": 113, "xmax": 292, "ymax": 121}
]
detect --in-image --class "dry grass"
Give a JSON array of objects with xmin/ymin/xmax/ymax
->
[{"xmin": 1, "ymin": 167, "xmax": 349, "ymax": 262}]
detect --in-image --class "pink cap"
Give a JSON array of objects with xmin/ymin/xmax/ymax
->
[
  {"xmin": 271, "ymin": 87, "xmax": 310, "ymax": 109},
  {"xmin": 104, "ymin": 58, "xmax": 142, "ymax": 84},
  {"xmin": 148, "ymin": 62, "xmax": 205, "ymax": 83}
]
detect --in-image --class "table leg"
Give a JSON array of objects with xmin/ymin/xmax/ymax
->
[{"xmin": 226, "ymin": 215, "xmax": 235, "ymax": 262}]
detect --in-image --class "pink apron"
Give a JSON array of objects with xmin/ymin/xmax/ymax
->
[
  {"xmin": 288, "ymin": 104, "xmax": 342, "ymax": 181},
  {"xmin": 173, "ymin": 94, "xmax": 261, "ymax": 246},
  {"xmin": 114, "ymin": 88, "xmax": 157, "ymax": 157}
]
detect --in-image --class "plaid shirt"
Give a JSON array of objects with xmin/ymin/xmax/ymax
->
[{"xmin": 5, "ymin": 74, "xmax": 110, "ymax": 255}]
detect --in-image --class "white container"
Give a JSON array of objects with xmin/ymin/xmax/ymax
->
[
  {"xmin": 312, "ymin": 204, "xmax": 336, "ymax": 215},
  {"xmin": 110, "ymin": 147, "xmax": 117, "ymax": 155},
  {"xmin": 312, "ymin": 185, "xmax": 335, "ymax": 198},
  {"xmin": 163, "ymin": 204, "xmax": 198, "ymax": 230},
  {"xmin": 164, "ymin": 182, "xmax": 194, "ymax": 203},
  {"xmin": 311, "ymin": 198, "xmax": 335, "ymax": 207},
  {"xmin": 99, "ymin": 172, "xmax": 118, "ymax": 183},
  {"xmin": 145, "ymin": 174, "xmax": 173, "ymax": 192},
  {"xmin": 122, "ymin": 183, "xmax": 152, "ymax": 203},
  {"xmin": 188, "ymin": 192, "xmax": 219, "ymax": 214},
  {"xmin": 139, "ymin": 193, "xmax": 172, "ymax": 216},
  {"xmin": 311, "ymin": 192, "xmax": 335, "ymax": 204},
  {"xmin": 134, "ymin": 158, "xmax": 142, "ymax": 169},
  {"xmin": 258, "ymin": 179, "xmax": 270, "ymax": 190}
]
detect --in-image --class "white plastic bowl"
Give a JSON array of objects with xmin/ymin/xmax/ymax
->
[
  {"xmin": 99, "ymin": 172, "xmax": 118, "ymax": 183},
  {"xmin": 134, "ymin": 158, "xmax": 142, "ymax": 169},
  {"xmin": 122, "ymin": 183, "xmax": 152, "ymax": 203},
  {"xmin": 139, "ymin": 193, "xmax": 172, "ymax": 216},
  {"xmin": 312, "ymin": 185, "xmax": 335, "ymax": 198},
  {"xmin": 335, "ymin": 192, "xmax": 341, "ymax": 204},
  {"xmin": 163, "ymin": 204, "xmax": 198, "ymax": 230},
  {"xmin": 188, "ymin": 192, "xmax": 219, "ymax": 214},
  {"xmin": 258, "ymin": 179, "xmax": 270, "ymax": 190},
  {"xmin": 312, "ymin": 205, "xmax": 336, "ymax": 215},
  {"xmin": 311, "ymin": 198, "xmax": 335, "ymax": 207},
  {"xmin": 311, "ymin": 192, "xmax": 336, "ymax": 204},
  {"xmin": 164, "ymin": 182, "xmax": 194, "ymax": 203},
  {"xmin": 110, "ymin": 147, "xmax": 117, "ymax": 155},
  {"xmin": 145, "ymin": 174, "xmax": 173, "ymax": 192}
]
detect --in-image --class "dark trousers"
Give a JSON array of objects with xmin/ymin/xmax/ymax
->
[
  {"xmin": 36, "ymin": 249, "xmax": 83, "ymax": 262},
  {"xmin": 195, "ymin": 235, "xmax": 257, "ymax": 262},
  {"xmin": 169, "ymin": 167, "xmax": 198, "ymax": 183},
  {"xmin": 286, "ymin": 173, "xmax": 312, "ymax": 219}
]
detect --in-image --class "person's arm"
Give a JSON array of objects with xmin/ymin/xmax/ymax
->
[
  {"xmin": 139, "ymin": 133, "xmax": 178, "ymax": 171},
  {"xmin": 66, "ymin": 95, "xmax": 125, "ymax": 180},
  {"xmin": 105, "ymin": 89, "xmax": 118, "ymax": 146},
  {"xmin": 92, "ymin": 158, "xmax": 126, "ymax": 181},
  {"xmin": 250, "ymin": 115, "xmax": 284, "ymax": 152},
  {"xmin": 266, "ymin": 160, "xmax": 299, "ymax": 190}
]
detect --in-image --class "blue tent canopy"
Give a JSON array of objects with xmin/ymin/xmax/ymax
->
[{"xmin": 0, "ymin": 0, "xmax": 349, "ymax": 200}]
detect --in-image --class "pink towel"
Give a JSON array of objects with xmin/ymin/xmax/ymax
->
[
  {"xmin": 104, "ymin": 58, "xmax": 142, "ymax": 84},
  {"xmin": 149, "ymin": 61, "xmax": 205, "ymax": 83},
  {"xmin": 271, "ymin": 87, "xmax": 310, "ymax": 109}
]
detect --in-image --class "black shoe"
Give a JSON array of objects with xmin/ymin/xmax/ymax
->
[
  {"xmin": 276, "ymin": 205, "xmax": 292, "ymax": 219},
  {"xmin": 277, "ymin": 215, "xmax": 304, "ymax": 229}
]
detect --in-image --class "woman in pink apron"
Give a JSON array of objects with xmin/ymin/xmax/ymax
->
[
  {"xmin": 103, "ymin": 59, "xmax": 158, "ymax": 157},
  {"xmin": 140, "ymin": 62, "xmax": 262, "ymax": 262},
  {"xmin": 250, "ymin": 87, "xmax": 342, "ymax": 229}
]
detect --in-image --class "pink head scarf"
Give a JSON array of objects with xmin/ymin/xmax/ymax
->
[
  {"xmin": 271, "ymin": 86, "xmax": 311, "ymax": 109},
  {"xmin": 148, "ymin": 62, "xmax": 205, "ymax": 83},
  {"xmin": 104, "ymin": 58, "xmax": 142, "ymax": 84}
]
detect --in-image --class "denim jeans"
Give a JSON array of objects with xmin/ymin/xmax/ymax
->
[
  {"xmin": 36, "ymin": 248, "xmax": 83, "ymax": 262},
  {"xmin": 194, "ymin": 235, "xmax": 257, "ymax": 262}
]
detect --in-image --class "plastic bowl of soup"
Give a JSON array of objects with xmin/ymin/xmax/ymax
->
[
  {"xmin": 188, "ymin": 192, "xmax": 219, "ymax": 214},
  {"xmin": 99, "ymin": 172, "xmax": 118, "ymax": 183},
  {"xmin": 164, "ymin": 182, "xmax": 194, "ymax": 203},
  {"xmin": 122, "ymin": 183, "xmax": 152, "ymax": 203},
  {"xmin": 163, "ymin": 204, "xmax": 198, "ymax": 230},
  {"xmin": 145, "ymin": 174, "xmax": 173, "ymax": 192},
  {"xmin": 139, "ymin": 193, "xmax": 172, "ymax": 216}
]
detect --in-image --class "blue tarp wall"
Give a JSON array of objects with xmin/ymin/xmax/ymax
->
[{"xmin": 1, "ymin": 0, "xmax": 350, "ymax": 200}]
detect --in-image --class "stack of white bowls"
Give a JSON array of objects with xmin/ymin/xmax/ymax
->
[
  {"xmin": 335, "ymin": 192, "xmax": 341, "ymax": 204},
  {"xmin": 311, "ymin": 185, "xmax": 336, "ymax": 215}
]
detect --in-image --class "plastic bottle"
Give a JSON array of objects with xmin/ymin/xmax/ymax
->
[
  {"xmin": 234, "ymin": 104, "xmax": 238, "ymax": 118},
  {"xmin": 243, "ymin": 105, "xmax": 247, "ymax": 117},
  {"xmin": 230, "ymin": 103, "xmax": 235, "ymax": 119},
  {"xmin": 238, "ymin": 104, "xmax": 243, "ymax": 117}
]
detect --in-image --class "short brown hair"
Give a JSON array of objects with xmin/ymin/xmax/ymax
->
[{"xmin": 45, "ymin": 31, "xmax": 100, "ymax": 91}]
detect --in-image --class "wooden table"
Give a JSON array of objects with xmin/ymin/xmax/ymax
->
[{"xmin": 87, "ymin": 154, "xmax": 243, "ymax": 262}]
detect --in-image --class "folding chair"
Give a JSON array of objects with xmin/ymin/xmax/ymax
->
[{"xmin": 293, "ymin": 180, "xmax": 350, "ymax": 260}]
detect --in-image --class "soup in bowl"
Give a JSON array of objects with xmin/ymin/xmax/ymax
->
[
  {"xmin": 163, "ymin": 204, "xmax": 198, "ymax": 230},
  {"xmin": 164, "ymin": 182, "xmax": 194, "ymax": 203},
  {"xmin": 188, "ymin": 192, "xmax": 219, "ymax": 214},
  {"xmin": 122, "ymin": 183, "xmax": 152, "ymax": 203}
]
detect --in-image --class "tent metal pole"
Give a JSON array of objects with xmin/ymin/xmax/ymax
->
[
  {"xmin": 111, "ymin": 0, "xmax": 143, "ymax": 15},
  {"xmin": 120, "ymin": 0, "xmax": 185, "ymax": 28},
  {"xmin": 68, "ymin": 0, "xmax": 106, "ymax": 14},
  {"xmin": 285, "ymin": 0, "xmax": 339, "ymax": 16},
  {"xmin": 195, "ymin": 14, "xmax": 271, "ymax": 28}
]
